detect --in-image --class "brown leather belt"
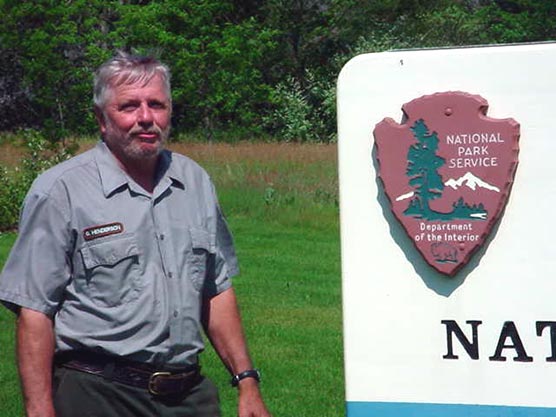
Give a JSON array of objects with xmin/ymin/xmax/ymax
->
[{"xmin": 55, "ymin": 352, "xmax": 201, "ymax": 397}]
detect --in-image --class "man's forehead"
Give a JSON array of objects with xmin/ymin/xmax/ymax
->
[{"xmin": 107, "ymin": 74, "xmax": 169, "ymax": 100}]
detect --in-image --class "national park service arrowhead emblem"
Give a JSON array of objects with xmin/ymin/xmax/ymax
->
[{"xmin": 373, "ymin": 92, "xmax": 520, "ymax": 276}]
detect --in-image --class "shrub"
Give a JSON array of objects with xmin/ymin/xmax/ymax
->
[
  {"xmin": 264, "ymin": 28, "xmax": 415, "ymax": 143},
  {"xmin": 0, "ymin": 130, "xmax": 74, "ymax": 230},
  {"xmin": 263, "ymin": 70, "xmax": 335, "ymax": 143}
]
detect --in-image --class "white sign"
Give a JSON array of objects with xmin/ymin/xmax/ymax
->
[{"xmin": 338, "ymin": 43, "xmax": 556, "ymax": 416}]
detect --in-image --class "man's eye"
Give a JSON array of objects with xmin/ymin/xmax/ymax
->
[
  {"xmin": 120, "ymin": 104, "xmax": 138, "ymax": 111},
  {"xmin": 149, "ymin": 101, "xmax": 166, "ymax": 109}
]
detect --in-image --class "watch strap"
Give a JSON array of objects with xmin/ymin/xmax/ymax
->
[{"xmin": 230, "ymin": 369, "xmax": 261, "ymax": 387}]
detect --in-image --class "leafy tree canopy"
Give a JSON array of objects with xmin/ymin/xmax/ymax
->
[{"xmin": 1, "ymin": 0, "xmax": 554, "ymax": 141}]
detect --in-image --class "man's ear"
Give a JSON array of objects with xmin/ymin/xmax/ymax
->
[{"xmin": 94, "ymin": 106, "xmax": 107, "ymax": 135}]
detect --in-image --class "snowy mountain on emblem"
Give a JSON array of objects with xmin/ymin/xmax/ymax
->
[
  {"xmin": 444, "ymin": 172, "xmax": 500, "ymax": 193},
  {"xmin": 395, "ymin": 172, "xmax": 500, "ymax": 202}
]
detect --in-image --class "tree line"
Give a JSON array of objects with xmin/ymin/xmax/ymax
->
[{"xmin": 1, "ymin": 0, "xmax": 555, "ymax": 142}]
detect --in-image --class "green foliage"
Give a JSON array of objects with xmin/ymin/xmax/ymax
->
[
  {"xmin": 0, "ymin": 49, "xmax": 31, "ymax": 130},
  {"xmin": 264, "ymin": 69, "xmax": 336, "ymax": 142},
  {"xmin": 0, "ymin": 167, "xmax": 27, "ymax": 231},
  {"xmin": 1, "ymin": 0, "xmax": 278, "ymax": 138},
  {"xmin": 1, "ymin": 0, "xmax": 114, "ymax": 139},
  {"xmin": 474, "ymin": 0, "xmax": 556, "ymax": 44},
  {"xmin": 410, "ymin": 3, "xmax": 487, "ymax": 47},
  {"xmin": 0, "ymin": 130, "xmax": 74, "ymax": 230},
  {"xmin": 264, "ymin": 77, "xmax": 315, "ymax": 142},
  {"xmin": 1, "ymin": 0, "xmax": 555, "ymax": 142},
  {"xmin": 115, "ymin": 1, "xmax": 277, "ymax": 134}
]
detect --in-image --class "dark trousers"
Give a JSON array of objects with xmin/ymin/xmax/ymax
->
[{"xmin": 53, "ymin": 365, "xmax": 221, "ymax": 417}]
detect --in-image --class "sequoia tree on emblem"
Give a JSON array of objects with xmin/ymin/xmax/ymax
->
[{"xmin": 374, "ymin": 92, "xmax": 520, "ymax": 275}]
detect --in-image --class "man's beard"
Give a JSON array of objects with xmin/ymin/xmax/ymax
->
[{"xmin": 104, "ymin": 122, "xmax": 171, "ymax": 163}]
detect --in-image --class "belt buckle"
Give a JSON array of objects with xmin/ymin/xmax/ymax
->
[{"xmin": 148, "ymin": 371, "xmax": 172, "ymax": 396}]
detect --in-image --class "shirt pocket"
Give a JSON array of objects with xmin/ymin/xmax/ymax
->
[
  {"xmin": 79, "ymin": 234, "xmax": 142, "ymax": 307},
  {"xmin": 188, "ymin": 228, "xmax": 215, "ymax": 292}
]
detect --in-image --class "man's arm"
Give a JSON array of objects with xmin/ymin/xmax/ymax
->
[
  {"xmin": 16, "ymin": 307, "xmax": 56, "ymax": 417},
  {"xmin": 202, "ymin": 287, "xmax": 271, "ymax": 417}
]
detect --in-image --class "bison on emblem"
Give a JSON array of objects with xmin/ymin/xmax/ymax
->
[{"xmin": 430, "ymin": 242, "xmax": 458, "ymax": 263}]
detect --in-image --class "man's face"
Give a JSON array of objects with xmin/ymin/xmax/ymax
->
[{"xmin": 97, "ymin": 74, "xmax": 171, "ymax": 165}]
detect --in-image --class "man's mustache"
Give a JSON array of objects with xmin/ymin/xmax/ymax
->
[{"xmin": 129, "ymin": 125, "xmax": 163, "ymax": 136}]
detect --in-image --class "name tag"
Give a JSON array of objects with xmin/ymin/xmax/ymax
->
[{"xmin": 83, "ymin": 222, "xmax": 124, "ymax": 241}]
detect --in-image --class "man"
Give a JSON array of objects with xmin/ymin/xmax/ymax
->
[{"xmin": 0, "ymin": 52, "xmax": 271, "ymax": 417}]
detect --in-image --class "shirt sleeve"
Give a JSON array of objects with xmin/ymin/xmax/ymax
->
[
  {"xmin": 0, "ymin": 185, "xmax": 72, "ymax": 316},
  {"xmin": 203, "ymin": 185, "xmax": 239, "ymax": 298}
]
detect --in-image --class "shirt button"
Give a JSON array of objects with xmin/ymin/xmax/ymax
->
[
  {"xmin": 168, "ymin": 272, "xmax": 173, "ymax": 279},
  {"xmin": 159, "ymin": 234, "xmax": 165, "ymax": 240},
  {"xmin": 173, "ymin": 310, "xmax": 179, "ymax": 318}
]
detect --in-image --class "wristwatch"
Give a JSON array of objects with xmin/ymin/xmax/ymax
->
[{"xmin": 230, "ymin": 369, "xmax": 261, "ymax": 387}]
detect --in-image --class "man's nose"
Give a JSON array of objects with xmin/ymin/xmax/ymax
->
[{"xmin": 137, "ymin": 103, "xmax": 154, "ymax": 125}]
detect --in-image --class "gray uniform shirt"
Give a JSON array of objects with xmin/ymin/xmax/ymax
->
[{"xmin": 0, "ymin": 142, "xmax": 238, "ymax": 366}]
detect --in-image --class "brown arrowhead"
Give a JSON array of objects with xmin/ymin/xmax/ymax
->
[{"xmin": 374, "ymin": 92, "xmax": 519, "ymax": 276}]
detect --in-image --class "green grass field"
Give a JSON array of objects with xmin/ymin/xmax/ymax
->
[{"xmin": 0, "ymin": 142, "xmax": 343, "ymax": 416}]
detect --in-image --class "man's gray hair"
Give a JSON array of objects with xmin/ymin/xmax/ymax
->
[{"xmin": 93, "ymin": 51, "xmax": 171, "ymax": 110}]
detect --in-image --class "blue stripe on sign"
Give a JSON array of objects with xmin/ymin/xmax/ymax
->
[{"xmin": 346, "ymin": 402, "xmax": 556, "ymax": 416}]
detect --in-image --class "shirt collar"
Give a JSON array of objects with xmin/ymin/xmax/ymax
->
[
  {"xmin": 94, "ymin": 141, "xmax": 185, "ymax": 198},
  {"xmin": 156, "ymin": 148, "xmax": 186, "ymax": 192}
]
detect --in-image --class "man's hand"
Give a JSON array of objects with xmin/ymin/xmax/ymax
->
[
  {"xmin": 238, "ymin": 378, "xmax": 272, "ymax": 417},
  {"xmin": 17, "ymin": 308, "xmax": 56, "ymax": 417}
]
